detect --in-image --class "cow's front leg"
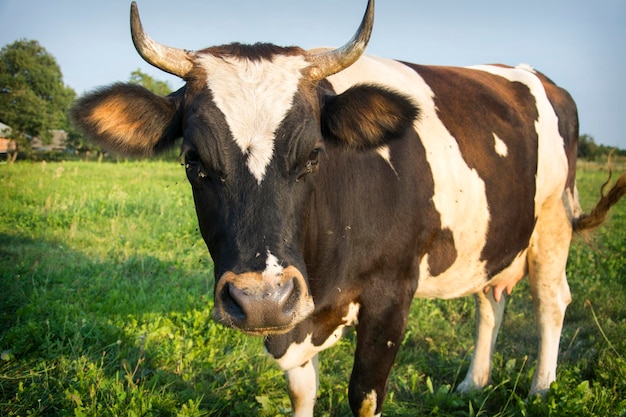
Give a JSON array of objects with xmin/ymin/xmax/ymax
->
[
  {"xmin": 349, "ymin": 293, "xmax": 412, "ymax": 416},
  {"xmin": 266, "ymin": 332, "xmax": 320, "ymax": 417},
  {"xmin": 265, "ymin": 314, "xmax": 348, "ymax": 417},
  {"xmin": 285, "ymin": 354, "xmax": 319, "ymax": 417}
]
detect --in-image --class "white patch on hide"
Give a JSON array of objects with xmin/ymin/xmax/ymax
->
[
  {"xmin": 376, "ymin": 145, "xmax": 398, "ymax": 177},
  {"xmin": 328, "ymin": 56, "xmax": 492, "ymax": 299},
  {"xmin": 358, "ymin": 390, "xmax": 378, "ymax": 417},
  {"xmin": 273, "ymin": 302, "xmax": 360, "ymax": 371},
  {"xmin": 493, "ymin": 133, "xmax": 508, "ymax": 157},
  {"xmin": 469, "ymin": 64, "xmax": 568, "ymax": 209}
]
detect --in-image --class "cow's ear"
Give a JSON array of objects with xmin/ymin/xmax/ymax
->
[
  {"xmin": 320, "ymin": 84, "xmax": 419, "ymax": 150},
  {"xmin": 70, "ymin": 83, "xmax": 183, "ymax": 156}
]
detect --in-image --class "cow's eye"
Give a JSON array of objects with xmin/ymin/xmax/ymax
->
[
  {"xmin": 184, "ymin": 151, "xmax": 226, "ymax": 185},
  {"xmin": 184, "ymin": 150, "xmax": 209, "ymax": 180},
  {"xmin": 184, "ymin": 150, "xmax": 200, "ymax": 167},
  {"xmin": 296, "ymin": 147, "xmax": 323, "ymax": 181},
  {"xmin": 307, "ymin": 148, "xmax": 321, "ymax": 169},
  {"xmin": 184, "ymin": 150, "xmax": 202, "ymax": 173}
]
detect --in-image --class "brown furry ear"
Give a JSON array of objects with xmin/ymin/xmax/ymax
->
[
  {"xmin": 320, "ymin": 84, "xmax": 419, "ymax": 150},
  {"xmin": 70, "ymin": 83, "xmax": 183, "ymax": 156}
]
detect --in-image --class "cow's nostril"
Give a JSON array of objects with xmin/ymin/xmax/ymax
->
[
  {"xmin": 225, "ymin": 283, "xmax": 246, "ymax": 320},
  {"xmin": 273, "ymin": 277, "xmax": 294, "ymax": 305},
  {"xmin": 281, "ymin": 277, "xmax": 300, "ymax": 315}
]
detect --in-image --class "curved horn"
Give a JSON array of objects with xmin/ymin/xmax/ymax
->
[
  {"xmin": 130, "ymin": 2, "xmax": 193, "ymax": 78},
  {"xmin": 307, "ymin": 0, "xmax": 374, "ymax": 80}
]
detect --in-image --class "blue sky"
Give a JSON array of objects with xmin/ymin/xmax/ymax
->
[{"xmin": 1, "ymin": 0, "xmax": 624, "ymax": 148}]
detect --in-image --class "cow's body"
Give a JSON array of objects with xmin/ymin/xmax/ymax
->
[
  {"xmin": 260, "ymin": 57, "xmax": 578, "ymax": 415},
  {"xmin": 71, "ymin": 1, "xmax": 626, "ymax": 416},
  {"xmin": 327, "ymin": 57, "xmax": 570, "ymax": 300}
]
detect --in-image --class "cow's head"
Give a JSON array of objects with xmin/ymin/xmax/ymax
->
[{"xmin": 71, "ymin": 0, "xmax": 418, "ymax": 335}]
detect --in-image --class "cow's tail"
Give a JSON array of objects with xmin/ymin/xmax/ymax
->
[{"xmin": 573, "ymin": 165, "xmax": 626, "ymax": 234}]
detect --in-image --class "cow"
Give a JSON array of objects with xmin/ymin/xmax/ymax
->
[{"xmin": 70, "ymin": 1, "xmax": 626, "ymax": 416}]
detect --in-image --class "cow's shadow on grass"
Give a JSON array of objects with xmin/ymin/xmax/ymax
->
[{"xmin": 1, "ymin": 233, "xmax": 280, "ymax": 415}]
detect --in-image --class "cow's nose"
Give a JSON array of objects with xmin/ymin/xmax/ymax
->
[
  {"xmin": 228, "ymin": 276, "xmax": 294, "ymax": 316},
  {"xmin": 213, "ymin": 266, "xmax": 314, "ymax": 335}
]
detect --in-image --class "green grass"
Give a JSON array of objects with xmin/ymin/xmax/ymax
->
[{"xmin": 1, "ymin": 160, "xmax": 624, "ymax": 416}]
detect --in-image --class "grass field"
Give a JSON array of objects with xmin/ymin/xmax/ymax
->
[{"xmin": 1, "ymin": 160, "xmax": 624, "ymax": 416}]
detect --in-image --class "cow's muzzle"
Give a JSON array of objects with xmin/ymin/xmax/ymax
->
[{"xmin": 212, "ymin": 266, "xmax": 314, "ymax": 335}]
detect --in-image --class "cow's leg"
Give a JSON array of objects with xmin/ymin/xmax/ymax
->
[
  {"xmin": 528, "ymin": 267, "xmax": 571, "ymax": 395},
  {"xmin": 527, "ymin": 196, "xmax": 572, "ymax": 395},
  {"xmin": 286, "ymin": 354, "xmax": 319, "ymax": 417},
  {"xmin": 349, "ymin": 291, "xmax": 412, "ymax": 417},
  {"xmin": 268, "ymin": 337, "xmax": 321, "ymax": 417},
  {"xmin": 457, "ymin": 289, "xmax": 507, "ymax": 392},
  {"xmin": 266, "ymin": 306, "xmax": 354, "ymax": 417}
]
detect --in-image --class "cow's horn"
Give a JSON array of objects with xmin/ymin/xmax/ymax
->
[
  {"xmin": 307, "ymin": 0, "xmax": 374, "ymax": 80},
  {"xmin": 130, "ymin": 2, "xmax": 193, "ymax": 78}
]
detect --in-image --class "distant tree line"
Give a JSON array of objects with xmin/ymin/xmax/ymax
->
[
  {"xmin": 0, "ymin": 38, "xmax": 624, "ymax": 162},
  {"xmin": 0, "ymin": 39, "xmax": 75, "ymax": 161},
  {"xmin": 577, "ymin": 134, "xmax": 625, "ymax": 160}
]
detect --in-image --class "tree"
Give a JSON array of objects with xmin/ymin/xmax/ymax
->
[
  {"xmin": 66, "ymin": 69, "xmax": 173, "ymax": 160},
  {"xmin": 578, "ymin": 134, "xmax": 599, "ymax": 160},
  {"xmin": 129, "ymin": 69, "xmax": 172, "ymax": 96},
  {"xmin": 578, "ymin": 134, "xmax": 626, "ymax": 160},
  {"xmin": 0, "ymin": 39, "xmax": 76, "ymax": 157}
]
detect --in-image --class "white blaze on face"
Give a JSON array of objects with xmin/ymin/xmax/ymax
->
[{"xmin": 197, "ymin": 53, "xmax": 308, "ymax": 184}]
